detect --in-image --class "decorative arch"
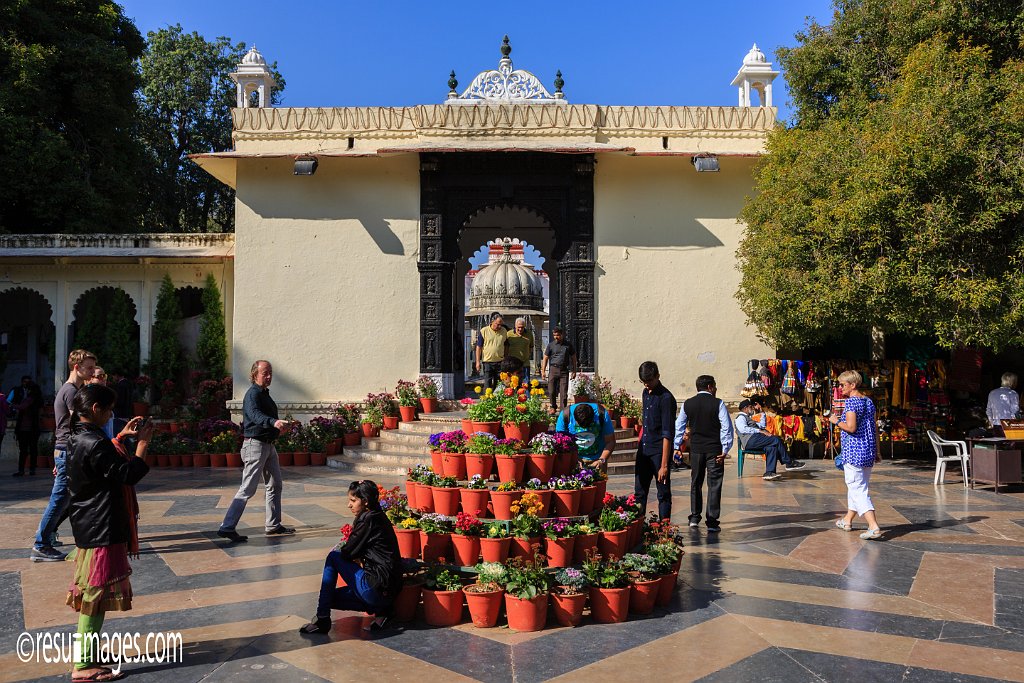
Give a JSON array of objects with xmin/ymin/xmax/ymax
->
[
  {"xmin": 175, "ymin": 286, "xmax": 205, "ymax": 319},
  {"xmin": 70, "ymin": 286, "xmax": 141, "ymax": 376},
  {"xmin": 0, "ymin": 287, "xmax": 57, "ymax": 392}
]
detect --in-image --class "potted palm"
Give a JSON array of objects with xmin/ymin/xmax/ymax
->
[
  {"xmin": 460, "ymin": 474, "xmax": 491, "ymax": 518},
  {"xmin": 503, "ymin": 551, "xmax": 550, "ymax": 632},
  {"xmin": 582, "ymin": 550, "xmax": 631, "ymax": 623},
  {"xmin": 465, "ymin": 561, "xmax": 507, "ymax": 628},
  {"xmin": 417, "ymin": 375, "xmax": 440, "ymax": 414},
  {"xmin": 451, "ymin": 511, "xmax": 483, "ymax": 567},
  {"xmin": 479, "ymin": 520, "xmax": 512, "ymax": 563},
  {"xmin": 509, "ymin": 491, "xmax": 544, "ymax": 560},
  {"xmin": 418, "ymin": 513, "xmax": 453, "ymax": 563},
  {"xmin": 550, "ymin": 567, "xmax": 590, "ymax": 627},
  {"xmin": 623, "ymin": 552, "xmax": 661, "ymax": 615},
  {"xmin": 541, "ymin": 517, "xmax": 577, "ymax": 568},
  {"xmin": 421, "ymin": 563, "xmax": 465, "ymax": 627},
  {"xmin": 396, "ymin": 379, "xmax": 419, "ymax": 422}
]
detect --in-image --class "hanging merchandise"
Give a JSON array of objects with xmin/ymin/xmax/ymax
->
[
  {"xmin": 741, "ymin": 359, "xmax": 767, "ymax": 398},
  {"xmin": 757, "ymin": 360, "xmax": 772, "ymax": 391},
  {"xmin": 781, "ymin": 361, "xmax": 799, "ymax": 395}
]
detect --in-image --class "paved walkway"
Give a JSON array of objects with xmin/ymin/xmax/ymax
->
[{"xmin": 1, "ymin": 456, "xmax": 1022, "ymax": 682}]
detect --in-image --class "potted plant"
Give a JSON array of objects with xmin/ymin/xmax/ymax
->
[
  {"xmin": 395, "ymin": 516, "xmax": 421, "ymax": 560},
  {"xmin": 360, "ymin": 406, "xmax": 383, "ymax": 438},
  {"xmin": 430, "ymin": 475, "xmax": 461, "ymax": 517},
  {"xmin": 541, "ymin": 517, "xmax": 577, "ymax": 568},
  {"xmin": 645, "ymin": 520, "xmax": 685, "ymax": 607},
  {"xmin": 623, "ymin": 552, "xmax": 661, "ymax": 615},
  {"xmin": 525, "ymin": 432, "xmax": 557, "ymax": 482},
  {"xmin": 551, "ymin": 431, "xmax": 577, "ymax": 478},
  {"xmin": 417, "ymin": 375, "xmax": 440, "ymax": 414},
  {"xmin": 493, "ymin": 436, "xmax": 525, "ymax": 483},
  {"xmin": 467, "ymin": 387, "xmax": 501, "ymax": 435},
  {"xmin": 480, "ymin": 520, "xmax": 512, "ymax": 563},
  {"xmin": 451, "ymin": 511, "xmax": 484, "ymax": 567},
  {"xmin": 550, "ymin": 567, "xmax": 590, "ymax": 627},
  {"xmin": 547, "ymin": 474, "xmax": 583, "ymax": 517},
  {"xmin": 490, "ymin": 480, "xmax": 523, "ymax": 520},
  {"xmin": 572, "ymin": 520, "xmax": 600, "ymax": 563},
  {"xmin": 522, "ymin": 477, "xmax": 552, "ymax": 517},
  {"xmin": 458, "ymin": 397, "xmax": 475, "ymax": 433},
  {"xmin": 597, "ymin": 499, "xmax": 631, "ymax": 559},
  {"xmin": 593, "ymin": 374, "xmax": 614, "ymax": 418},
  {"xmin": 620, "ymin": 397, "xmax": 641, "ymax": 429},
  {"xmin": 500, "ymin": 374, "xmax": 532, "ymax": 441},
  {"xmin": 367, "ymin": 391, "xmax": 399, "ymax": 430},
  {"xmin": 395, "ymin": 379, "xmax": 419, "ymax": 422},
  {"xmin": 509, "ymin": 491, "xmax": 544, "ymax": 560},
  {"xmin": 334, "ymin": 403, "xmax": 362, "ymax": 446},
  {"xmin": 582, "ymin": 550, "xmax": 631, "ymax": 623},
  {"xmin": 460, "ymin": 474, "xmax": 491, "ymax": 518},
  {"xmin": 503, "ymin": 551, "xmax": 550, "ymax": 632},
  {"xmin": 570, "ymin": 375, "xmax": 593, "ymax": 404},
  {"xmin": 405, "ymin": 463, "xmax": 432, "ymax": 511},
  {"xmin": 463, "ymin": 432, "xmax": 495, "ymax": 481},
  {"xmin": 592, "ymin": 467, "xmax": 609, "ymax": 508},
  {"xmin": 421, "ymin": 563, "xmax": 465, "ymax": 627},
  {"xmin": 394, "ymin": 564, "xmax": 425, "ymax": 622},
  {"xmin": 429, "ymin": 429, "xmax": 468, "ymax": 480},
  {"xmin": 132, "ymin": 374, "xmax": 152, "ymax": 416},
  {"xmin": 575, "ymin": 467, "xmax": 598, "ymax": 514},
  {"xmin": 418, "ymin": 512, "xmax": 453, "ymax": 563},
  {"xmin": 465, "ymin": 561, "xmax": 506, "ymax": 628}
]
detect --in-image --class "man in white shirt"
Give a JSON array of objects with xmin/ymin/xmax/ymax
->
[
  {"xmin": 986, "ymin": 372, "xmax": 1020, "ymax": 428},
  {"xmin": 735, "ymin": 399, "xmax": 804, "ymax": 481}
]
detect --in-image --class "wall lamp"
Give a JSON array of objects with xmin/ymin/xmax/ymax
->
[
  {"xmin": 691, "ymin": 154, "xmax": 720, "ymax": 173},
  {"xmin": 294, "ymin": 156, "xmax": 318, "ymax": 176}
]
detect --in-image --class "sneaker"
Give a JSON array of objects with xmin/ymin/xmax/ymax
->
[
  {"xmin": 30, "ymin": 546, "xmax": 66, "ymax": 562},
  {"xmin": 364, "ymin": 616, "xmax": 391, "ymax": 632},
  {"xmin": 299, "ymin": 616, "xmax": 331, "ymax": 634},
  {"xmin": 785, "ymin": 460, "xmax": 806, "ymax": 470},
  {"xmin": 265, "ymin": 525, "xmax": 295, "ymax": 536},
  {"xmin": 762, "ymin": 472, "xmax": 782, "ymax": 481},
  {"xmin": 707, "ymin": 526, "xmax": 721, "ymax": 533},
  {"xmin": 688, "ymin": 522, "xmax": 699, "ymax": 528},
  {"xmin": 216, "ymin": 530, "xmax": 248, "ymax": 543}
]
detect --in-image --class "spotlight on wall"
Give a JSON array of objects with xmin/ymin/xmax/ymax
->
[
  {"xmin": 691, "ymin": 154, "xmax": 720, "ymax": 173},
  {"xmin": 294, "ymin": 156, "xmax": 318, "ymax": 176}
]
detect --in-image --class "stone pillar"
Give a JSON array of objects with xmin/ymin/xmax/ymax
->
[
  {"xmin": 53, "ymin": 281, "xmax": 67, "ymax": 393},
  {"xmin": 138, "ymin": 269, "xmax": 153, "ymax": 368}
]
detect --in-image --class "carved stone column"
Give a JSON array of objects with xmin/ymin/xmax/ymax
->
[{"xmin": 557, "ymin": 157, "xmax": 595, "ymax": 372}]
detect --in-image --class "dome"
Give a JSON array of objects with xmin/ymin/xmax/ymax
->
[
  {"xmin": 469, "ymin": 242, "xmax": 544, "ymax": 314},
  {"xmin": 743, "ymin": 43, "xmax": 767, "ymax": 65},
  {"xmin": 242, "ymin": 45, "xmax": 266, "ymax": 65}
]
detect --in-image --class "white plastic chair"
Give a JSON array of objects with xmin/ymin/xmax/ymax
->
[{"xmin": 926, "ymin": 430, "xmax": 969, "ymax": 488}]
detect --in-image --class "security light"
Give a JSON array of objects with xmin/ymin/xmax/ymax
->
[
  {"xmin": 294, "ymin": 157, "xmax": 318, "ymax": 176},
  {"xmin": 691, "ymin": 154, "xmax": 720, "ymax": 173}
]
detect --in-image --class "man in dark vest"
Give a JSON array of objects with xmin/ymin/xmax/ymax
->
[{"xmin": 674, "ymin": 375, "xmax": 733, "ymax": 532}]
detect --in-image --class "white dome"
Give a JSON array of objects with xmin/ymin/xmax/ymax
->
[
  {"xmin": 242, "ymin": 45, "xmax": 266, "ymax": 65},
  {"xmin": 470, "ymin": 243, "xmax": 544, "ymax": 313},
  {"xmin": 743, "ymin": 43, "xmax": 767, "ymax": 65}
]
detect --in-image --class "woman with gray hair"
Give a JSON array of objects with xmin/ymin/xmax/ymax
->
[
  {"xmin": 830, "ymin": 370, "xmax": 882, "ymax": 540},
  {"xmin": 986, "ymin": 372, "xmax": 1019, "ymax": 428}
]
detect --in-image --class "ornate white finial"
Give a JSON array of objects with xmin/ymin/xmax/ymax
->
[
  {"xmin": 743, "ymin": 43, "xmax": 767, "ymax": 65},
  {"xmin": 731, "ymin": 42, "xmax": 779, "ymax": 107},
  {"xmin": 241, "ymin": 45, "xmax": 266, "ymax": 65},
  {"xmin": 447, "ymin": 36, "xmax": 566, "ymax": 104},
  {"xmin": 229, "ymin": 44, "xmax": 276, "ymax": 108}
]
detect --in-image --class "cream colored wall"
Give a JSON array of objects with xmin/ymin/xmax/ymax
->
[
  {"xmin": 232, "ymin": 155, "xmax": 421, "ymax": 404},
  {"xmin": 594, "ymin": 155, "xmax": 772, "ymax": 402}
]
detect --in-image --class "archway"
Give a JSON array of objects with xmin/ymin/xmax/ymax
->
[
  {"xmin": 176, "ymin": 286, "xmax": 206, "ymax": 363},
  {"xmin": 71, "ymin": 287, "xmax": 140, "ymax": 377},
  {"xmin": 0, "ymin": 288, "xmax": 56, "ymax": 394}
]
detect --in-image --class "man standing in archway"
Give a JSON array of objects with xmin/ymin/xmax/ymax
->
[
  {"xmin": 474, "ymin": 312, "xmax": 508, "ymax": 391},
  {"xmin": 541, "ymin": 327, "xmax": 577, "ymax": 412},
  {"xmin": 506, "ymin": 317, "xmax": 534, "ymax": 384}
]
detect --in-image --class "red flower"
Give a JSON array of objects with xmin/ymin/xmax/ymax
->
[
  {"xmin": 516, "ymin": 403, "xmax": 527, "ymax": 413},
  {"xmin": 504, "ymin": 388, "xmax": 514, "ymax": 397},
  {"xmin": 339, "ymin": 524, "xmax": 353, "ymax": 541},
  {"xmin": 603, "ymin": 493, "xmax": 614, "ymax": 505}
]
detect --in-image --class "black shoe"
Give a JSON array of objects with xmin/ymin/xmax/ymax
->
[
  {"xmin": 265, "ymin": 525, "xmax": 295, "ymax": 536},
  {"xmin": 12, "ymin": 472, "xmax": 23, "ymax": 477},
  {"xmin": 299, "ymin": 616, "xmax": 331, "ymax": 634},
  {"xmin": 217, "ymin": 530, "xmax": 248, "ymax": 543},
  {"xmin": 365, "ymin": 616, "xmax": 391, "ymax": 632},
  {"xmin": 30, "ymin": 546, "xmax": 67, "ymax": 562},
  {"xmin": 707, "ymin": 526, "xmax": 721, "ymax": 533},
  {"xmin": 763, "ymin": 472, "xmax": 782, "ymax": 481},
  {"xmin": 785, "ymin": 460, "xmax": 806, "ymax": 470}
]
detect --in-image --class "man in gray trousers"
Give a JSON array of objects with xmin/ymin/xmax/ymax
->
[{"xmin": 217, "ymin": 360, "xmax": 296, "ymax": 542}]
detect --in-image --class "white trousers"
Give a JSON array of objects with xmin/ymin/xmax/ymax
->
[{"xmin": 843, "ymin": 463, "xmax": 874, "ymax": 516}]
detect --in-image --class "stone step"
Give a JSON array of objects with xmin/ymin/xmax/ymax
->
[
  {"xmin": 334, "ymin": 447, "xmax": 426, "ymax": 467},
  {"xmin": 358, "ymin": 439, "xmax": 432, "ymax": 455},
  {"xmin": 375, "ymin": 430, "xmax": 434, "ymax": 447},
  {"xmin": 327, "ymin": 457, "xmax": 415, "ymax": 476}
]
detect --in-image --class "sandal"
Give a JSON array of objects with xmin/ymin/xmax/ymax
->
[
  {"xmin": 298, "ymin": 616, "xmax": 331, "ymax": 634},
  {"xmin": 71, "ymin": 668, "xmax": 125, "ymax": 682},
  {"xmin": 835, "ymin": 519, "xmax": 853, "ymax": 531},
  {"xmin": 859, "ymin": 528, "xmax": 883, "ymax": 540}
]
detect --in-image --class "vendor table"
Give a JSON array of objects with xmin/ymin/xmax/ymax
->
[{"xmin": 967, "ymin": 438, "xmax": 1024, "ymax": 493}]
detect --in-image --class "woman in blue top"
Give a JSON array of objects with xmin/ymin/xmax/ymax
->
[{"xmin": 830, "ymin": 371, "xmax": 882, "ymax": 539}]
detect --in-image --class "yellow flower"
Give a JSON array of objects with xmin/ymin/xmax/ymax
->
[
  {"xmin": 399, "ymin": 517, "xmax": 419, "ymax": 529},
  {"xmin": 474, "ymin": 386, "xmax": 482, "ymax": 394},
  {"xmin": 510, "ymin": 376, "xmax": 520, "ymax": 388},
  {"xmin": 530, "ymin": 379, "xmax": 539, "ymax": 388},
  {"xmin": 485, "ymin": 388, "xmax": 493, "ymax": 395},
  {"xmin": 537, "ymin": 389, "xmax": 545, "ymax": 396},
  {"xmin": 500, "ymin": 372, "xmax": 509, "ymax": 382}
]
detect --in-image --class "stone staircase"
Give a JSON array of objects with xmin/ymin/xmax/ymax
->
[{"xmin": 327, "ymin": 411, "xmax": 641, "ymax": 476}]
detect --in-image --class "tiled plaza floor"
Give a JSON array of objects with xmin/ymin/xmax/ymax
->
[{"xmin": 1, "ymin": 454, "xmax": 1022, "ymax": 682}]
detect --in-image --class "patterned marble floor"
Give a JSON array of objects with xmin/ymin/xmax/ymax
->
[{"xmin": 1, "ymin": 454, "xmax": 1022, "ymax": 682}]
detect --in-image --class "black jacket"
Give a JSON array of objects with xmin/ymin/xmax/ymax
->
[
  {"xmin": 67, "ymin": 422, "xmax": 149, "ymax": 548},
  {"xmin": 338, "ymin": 509, "xmax": 403, "ymax": 598}
]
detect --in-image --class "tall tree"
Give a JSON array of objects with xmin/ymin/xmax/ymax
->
[
  {"xmin": 137, "ymin": 25, "xmax": 285, "ymax": 233},
  {"xmin": 738, "ymin": 0, "xmax": 1024, "ymax": 351},
  {"xmin": 0, "ymin": 0, "xmax": 147, "ymax": 233},
  {"xmin": 104, "ymin": 288, "xmax": 139, "ymax": 376},
  {"xmin": 148, "ymin": 274, "xmax": 183, "ymax": 388},
  {"xmin": 196, "ymin": 273, "xmax": 227, "ymax": 378}
]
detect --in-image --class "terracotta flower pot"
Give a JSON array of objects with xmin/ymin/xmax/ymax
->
[
  {"xmin": 169, "ymin": 454, "xmax": 182, "ymax": 468},
  {"xmin": 441, "ymin": 452, "xmax": 467, "ymax": 480},
  {"xmin": 405, "ymin": 480, "xmax": 417, "ymax": 506},
  {"xmin": 510, "ymin": 536, "xmax": 542, "ymax": 560},
  {"xmin": 310, "ymin": 452, "xmax": 326, "ymax": 466},
  {"xmin": 399, "ymin": 405, "xmax": 417, "ymax": 422},
  {"xmin": 394, "ymin": 582, "xmax": 422, "ymax": 622},
  {"xmin": 193, "ymin": 453, "xmax": 210, "ymax": 468},
  {"xmin": 655, "ymin": 572, "xmax": 676, "ymax": 607},
  {"xmin": 429, "ymin": 449, "xmax": 445, "ymax": 473},
  {"xmin": 460, "ymin": 418, "xmax": 473, "ymax": 434},
  {"xmin": 132, "ymin": 401, "xmax": 150, "ymax": 417},
  {"xmin": 382, "ymin": 415, "xmax": 400, "ymax": 430},
  {"xmin": 459, "ymin": 488, "xmax": 490, "ymax": 518},
  {"xmin": 495, "ymin": 454, "xmax": 525, "ymax": 483},
  {"xmin": 550, "ymin": 489, "xmax": 581, "ymax": 517},
  {"xmin": 144, "ymin": 454, "xmax": 158, "ymax": 468},
  {"xmin": 544, "ymin": 536, "xmax": 576, "ymax": 568},
  {"xmin": 278, "ymin": 451, "xmax": 294, "ymax": 466},
  {"xmin": 395, "ymin": 528, "xmax": 421, "ymax": 560},
  {"xmin": 594, "ymin": 479, "xmax": 607, "ymax": 501},
  {"xmin": 598, "ymin": 529, "xmax": 629, "ymax": 560},
  {"xmin": 210, "ymin": 452, "xmax": 226, "ymax": 467},
  {"xmin": 419, "ymin": 531, "xmax": 452, "ymax": 563},
  {"xmin": 480, "ymin": 536, "xmax": 511, "ymax": 563},
  {"xmin": 573, "ymin": 532, "xmax": 599, "ymax": 563},
  {"xmin": 502, "ymin": 421, "xmax": 530, "ymax": 442},
  {"xmin": 524, "ymin": 452, "xmax": 555, "ymax": 482},
  {"xmin": 227, "ymin": 452, "xmax": 243, "ymax": 468},
  {"xmin": 579, "ymin": 485, "xmax": 597, "ymax": 514},
  {"xmin": 589, "ymin": 586, "xmax": 630, "ymax": 623},
  {"xmin": 573, "ymin": 395, "xmax": 588, "ymax": 404},
  {"xmin": 157, "ymin": 455, "xmax": 170, "ymax": 467},
  {"xmin": 422, "ymin": 588, "xmax": 464, "ymax": 627},
  {"xmin": 464, "ymin": 453, "xmax": 494, "ymax": 481},
  {"xmin": 465, "ymin": 587, "xmax": 504, "ymax": 628},
  {"xmin": 343, "ymin": 431, "xmax": 360, "ymax": 446},
  {"xmin": 554, "ymin": 451, "xmax": 576, "ymax": 477},
  {"xmin": 179, "ymin": 453, "xmax": 193, "ymax": 467},
  {"xmin": 451, "ymin": 534, "xmax": 481, "ymax": 567},
  {"xmin": 505, "ymin": 593, "xmax": 548, "ymax": 632},
  {"xmin": 532, "ymin": 422, "xmax": 550, "ymax": 440},
  {"xmin": 361, "ymin": 422, "xmax": 380, "ymax": 438},
  {"xmin": 419, "ymin": 397, "xmax": 439, "ymax": 414},
  {"xmin": 550, "ymin": 590, "xmax": 587, "ymax": 627},
  {"xmin": 325, "ymin": 440, "xmax": 339, "ymax": 456},
  {"xmin": 532, "ymin": 489, "xmax": 553, "ymax": 517},
  {"xmin": 293, "ymin": 451, "xmax": 310, "ymax": 466},
  {"xmin": 489, "ymin": 489, "xmax": 523, "ymax": 520},
  {"xmin": 415, "ymin": 482, "xmax": 435, "ymax": 513},
  {"xmin": 431, "ymin": 486, "xmax": 461, "ymax": 516},
  {"xmin": 629, "ymin": 519, "xmax": 643, "ymax": 548},
  {"xmin": 629, "ymin": 578, "xmax": 660, "ymax": 615},
  {"xmin": 471, "ymin": 421, "xmax": 501, "ymax": 436},
  {"xmin": 620, "ymin": 416, "xmax": 637, "ymax": 429}
]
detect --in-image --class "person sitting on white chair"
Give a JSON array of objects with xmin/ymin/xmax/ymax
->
[
  {"xmin": 735, "ymin": 400, "xmax": 804, "ymax": 481},
  {"xmin": 986, "ymin": 372, "xmax": 1020, "ymax": 435}
]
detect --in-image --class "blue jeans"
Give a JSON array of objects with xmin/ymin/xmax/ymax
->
[
  {"xmin": 35, "ymin": 449, "xmax": 69, "ymax": 549},
  {"xmin": 316, "ymin": 550, "xmax": 389, "ymax": 618},
  {"xmin": 744, "ymin": 433, "xmax": 792, "ymax": 473}
]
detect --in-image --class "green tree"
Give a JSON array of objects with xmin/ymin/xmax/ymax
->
[
  {"xmin": 149, "ymin": 274, "xmax": 183, "ymax": 387},
  {"xmin": 0, "ymin": 0, "xmax": 147, "ymax": 233},
  {"xmin": 104, "ymin": 288, "xmax": 139, "ymax": 376},
  {"xmin": 74, "ymin": 292, "xmax": 107, "ymax": 359},
  {"xmin": 738, "ymin": 0, "xmax": 1024, "ymax": 351},
  {"xmin": 196, "ymin": 273, "xmax": 227, "ymax": 378},
  {"xmin": 137, "ymin": 25, "xmax": 285, "ymax": 233}
]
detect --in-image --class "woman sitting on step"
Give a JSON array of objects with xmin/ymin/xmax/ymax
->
[{"xmin": 299, "ymin": 480, "xmax": 403, "ymax": 634}]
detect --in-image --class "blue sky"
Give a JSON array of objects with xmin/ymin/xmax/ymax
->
[{"xmin": 120, "ymin": 0, "xmax": 835, "ymax": 120}]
